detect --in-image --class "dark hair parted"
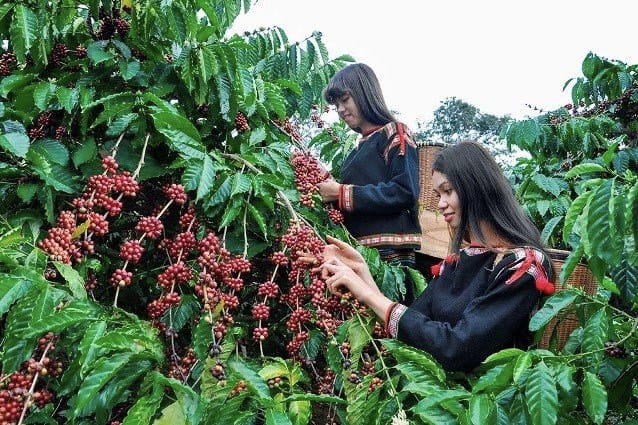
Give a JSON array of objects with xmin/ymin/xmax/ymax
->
[
  {"xmin": 323, "ymin": 63, "xmax": 395, "ymax": 127},
  {"xmin": 433, "ymin": 141, "xmax": 552, "ymax": 270}
]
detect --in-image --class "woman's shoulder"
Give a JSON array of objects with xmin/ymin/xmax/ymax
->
[{"xmin": 494, "ymin": 247, "xmax": 554, "ymax": 295}]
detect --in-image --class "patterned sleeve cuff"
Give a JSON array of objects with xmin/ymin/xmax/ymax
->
[
  {"xmin": 388, "ymin": 304, "xmax": 407, "ymax": 338},
  {"xmin": 342, "ymin": 184, "xmax": 354, "ymax": 212}
]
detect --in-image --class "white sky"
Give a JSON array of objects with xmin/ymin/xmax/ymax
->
[{"xmin": 229, "ymin": 0, "xmax": 638, "ymax": 129}]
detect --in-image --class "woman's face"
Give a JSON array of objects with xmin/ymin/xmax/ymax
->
[
  {"xmin": 432, "ymin": 171, "xmax": 461, "ymax": 229},
  {"xmin": 334, "ymin": 92, "xmax": 366, "ymax": 132}
]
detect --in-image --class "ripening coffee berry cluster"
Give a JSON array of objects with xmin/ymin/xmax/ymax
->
[
  {"xmin": 0, "ymin": 51, "xmax": 17, "ymax": 76},
  {"xmin": 290, "ymin": 151, "xmax": 329, "ymax": 207},
  {"xmin": 234, "ymin": 111, "xmax": 250, "ymax": 132}
]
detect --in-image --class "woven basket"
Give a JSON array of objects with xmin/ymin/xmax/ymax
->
[
  {"xmin": 417, "ymin": 142, "xmax": 448, "ymax": 212},
  {"xmin": 539, "ymin": 248, "xmax": 597, "ymax": 349},
  {"xmin": 416, "ymin": 142, "xmax": 450, "ymax": 259}
]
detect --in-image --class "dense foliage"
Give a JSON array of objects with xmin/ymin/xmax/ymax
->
[{"xmin": 0, "ymin": 0, "xmax": 636, "ymax": 424}]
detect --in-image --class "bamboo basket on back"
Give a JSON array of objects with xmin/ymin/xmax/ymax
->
[
  {"xmin": 416, "ymin": 141, "xmax": 450, "ymax": 260},
  {"xmin": 540, "ymin": 249, "xmax": 598, "ymax": 349}
]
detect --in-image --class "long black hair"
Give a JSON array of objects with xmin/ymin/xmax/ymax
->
[
  {"xmin": 323, "ymin": 63, "xmax": 395, "ymax": 128},
  {"xmin": 433, "ymin": 141, "xmax": 549, "ymax": 259}
]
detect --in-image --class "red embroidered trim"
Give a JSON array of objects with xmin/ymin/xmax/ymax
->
[
  {"xmin": 505, "ymin": 248, "xmax": 555, "ymax": 295},
  {"xmin": 383, "ymin": 302, "xmax": 398, "ymax": 335},
  {"xmin": 362, "ymin": 125, "xmax": 384, "ymax": 137}
]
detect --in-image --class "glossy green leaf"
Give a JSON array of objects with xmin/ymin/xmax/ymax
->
[
  {"xmin": 564, "ymin": 162, "xmax": 607, "ymax": 179},
  {"xmin": 70, "ymin": 352, "xmax": 134, "ymax": 416},
  {"xmin": 582, "ymin": 307, "xmax": 608, "ymax": 364},
  {"xmin": 587, "ymin": 179, "xmax": 616, "ymax": 263},
  {"xmin": 524, "ymin": 362, "xmax": 558, "ymax": 425},
  {"xmin": 54, "ymin": 261, "xmax": 87, "ymax": 298},
  {"xmin": 152, "ymin": 111, "xmax": 205, "ymax": 160},
  {"xmin": 469, "ymin": 393, "xmax": 495, "ymax": 425},
  {"xmin": 72, "ymin": 139, "xmax": 97, "ymax": 167},
  {"xmin": 264, "ymin": 408, "xmax": 292, "ymax": 425},
  {"xmin": 382, "ymin": 338, "xmax": 446, "ymax": 382},
  {"xmin": 33, "ymin": 81, "xmax": 55, "ymax": 111},
  {"xmin": 0, "ymin": 132, "xmax": 29, "ymax": 157},
  {"xmin": 87, "ymin": 40, "xmax": 114, "ymax": 64},
  {"xmin": 153, "ymin": 400, "xmax": 186, "ymax": 425},
  {"xmin": 56, "ymin": 86, "xmax": 79, "ymax": 113},
  {"xmin": 123, "ymin": 376, "xmax": 164, "ymax": 425},
  {"xmin": 529, "ymin": 291, "xmax": 578, "ymax": 331},
  {"xmin": 562, "ymin": 191, "xmax": 593, "ymax": 246},
  {"xmin": 0, "ymin": 273, "xmax": 41, "ymax": 316},
  {"xmin": 229, "ymin": 359, "xmax": 272, "ymax": 405},
  {"xmin": 582, "ymin": 371, "xmax": 607, "ymax": 424},
  {"xmin": 196, "ymin": 155, "xmax": 216, "ymax": 201},
  {"xmin": 10, "ymin": 4, "xmax": 38, "ymax": 61}
]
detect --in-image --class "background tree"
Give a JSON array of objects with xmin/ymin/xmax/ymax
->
[{"xmin": 415, "ymin": 96, "xmax": 517, "ymax": 165}]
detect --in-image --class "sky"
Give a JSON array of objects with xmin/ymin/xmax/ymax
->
[{"xmin": 229, "ymin": 0, "xmax": 638, "ymax": 130}]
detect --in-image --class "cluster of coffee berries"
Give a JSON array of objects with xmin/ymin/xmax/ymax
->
[
  {"xmin": 0, "ymin": 51, "xmax": 17, "ymax": 76},
  {"xmin": 290, "ymin": 151, "xmax": 329, "ymax": 207},
  {"xmin": 38, "ymin": 155, "xmax": 139, "ymax": 265},
  {"xmin": 96, "ymin": 8, "xmax": 130, "ymax": 40},
  {"xmin": 277, "ymin": 116, "xmax": 302, "ymax": 142},
  {"xmin": 327, "ymin": 207, "xmax": 344, "ymax": 224},
  {"xmin": 51, "ymin": 42, "xmax": 69, "ymax": 66},
  {"xmin": 310, "ymin": 104, "xmax": 325, "ymax": 129},
  {"xmin": 229, "ymin": 380, "xmax": 248, "ymax": 398},
  {"xmin": 367, "ymin": 376, "xmax": 384, "ymax": 393},
  {"xmin": 605, "ymin": 341, "xmax": 628, "ymax": 358},
  {"xmin": 28, "ymin": 112, "xmax": 53, "ymax": 140},
  {"xmin": 234, "ymin": 111, "xmax": 250, "ymax": 132},
  {"xmin": 0, "ymin": 333, "xmax": 60, "ymax": 424},
  {"xmin": 166, "ymin": 348, "xmax": 197, "ymax": 383}
]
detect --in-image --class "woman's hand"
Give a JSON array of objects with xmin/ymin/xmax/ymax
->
[
  {"xmin": 322, "ymin": 236, "xmax": 373, "ymax": 284},
  {"xmin": 297, "ymin": 236, "xmax": 373, "ymax": 284},
  {"xmin": 317, "ymin": 180, "xmax": 340, "ymax": 203},
  {"xmin": 322, "ymin": 257, "xmax": 393, "ymax": 319}
]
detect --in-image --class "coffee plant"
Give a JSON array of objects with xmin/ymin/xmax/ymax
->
[{"xmin": 0, "ymin": 0, "xmax": 636, "ymax": 423}]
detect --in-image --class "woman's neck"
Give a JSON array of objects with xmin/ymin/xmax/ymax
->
[{"xmin": 468, "ymin": 222, "xmax": 512, "ymax": 250}]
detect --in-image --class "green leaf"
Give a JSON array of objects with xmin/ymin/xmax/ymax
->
[
  {"xmin": 16, "ymin": 183, "xmax": 38, "ymax": 202},
  {"xmin": 70, "ymin": 352, "xmax": 134, "ymax": 416},
  {"xmin": 56, "ymin": 86, "xmax": 79, "ymax": 113},
  {"xmin": 582, "ymin": 371, "xmax": 607, "ymax": 424},
  {"xmin": 54, "ymin": 261, "xmax": 87, "ymax": 298},
  {"xmin": 33, "ymin": 81, "xmax": 55, "ymax": 111},
  {"xmin": 540, "ymin": 216, "xmax": 562, "ymax": 245},
  {"xmin": 0, "ymin": 74, "xmax": 35, "ymax": 97},
  {"xmin": 0, "ymin": 273, "xmax": 41, "ymax": 316},
  {"xmin": 381, "ymin": 338, "xmax": 446, "ymax": 382},
  {"xmin": 76, "ymin": 321, "xmax": 107, "ymax": 380},
  {"xmin": 119, "ymin": 59, "xmax": 140, "ymax": 80},
  {"xmin": 564, "ymin": 162, "xmax": 607, "ymax": 179},
  {"xmin": 228, "ymin": 360, "xmax": 272, "ymax": 405},
  {"xmin": 122, "ymin": 377, "xmax": 164, "ymax": 425},
  {"xmin": 524, "ymin": 362, "xmax": 558, "ymax": 425},
  {"xmin": 10, "ymin": 5, "xmax": 38, "ymax": 62},
  {"xmin": 532, "ymin": 174, "xmax": 567, "ymax": 197},
  {"xmin": 264, "ymin": 408, "xmax": 293, "ymax": 425},
  {"xmin": 196, "ymin": 155, "xmax": 216, "ymax": 201},
  {"xmin": 469, "ymin": 393, "xmax": 495, "ymax": 425},
  {"xmin": 0, "ymin": 132, "xmax": 29, "ymax": 157},
  {"xmin": 587, "ymin": 179, "xmax": 616, "ymax": 263},
  {"xmin": 25, "ymin": 298, "xmax": 99, "ymax": 337},
  {"xmin": 230, "ymin": 173, "xmax": 251, "ymax": 196},
  {"xmin": 472, "ymin": 363, "xmax": 514, "ymax": 393},
  {"xmin": 529, "ymin": 291, "xmax": 578, "ymax": 331},
  {"xmin": 246, "ymin": 203, "xmax": 267, "ymax": 238},
  {"xmin": 87, "ymin": 40, "xmax": 114, "ymax": 64},
  {"xmin": 72, "ymin": 139, "xmax": 97, "ymax": 167},
  {"xmin": 153, "ymin": 401, "xmax": 186, "ymax": 425},
  {"xmin": 31, "ymin": 139, "xmax": 69, "ymax": 165},
  {"xmin": 563, "ymin": 191, "xmax": 593, "ymax": 246},
  {"xmin": 582, "ymin": 307, "xmax": 608, "ymax": 364},
  {"xmin": 151, "ymin": 111, "xmax": 205, "ymax": 160}
]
